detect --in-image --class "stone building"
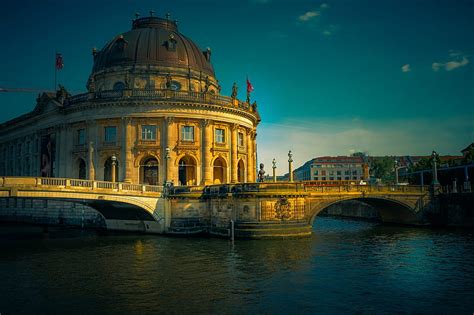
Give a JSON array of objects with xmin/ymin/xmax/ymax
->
[
  {"xmin": 0, "ymin": 15, "xmax": 260, "ymax": 186},
  {"xmin": 294, "ymin": 156, "xmax": 369, "ymax": 182}
]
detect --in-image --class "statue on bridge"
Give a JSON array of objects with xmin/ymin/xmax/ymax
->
[{"xmin": 258, "ymin": 163, "xmax": 266, "ymax": 182}]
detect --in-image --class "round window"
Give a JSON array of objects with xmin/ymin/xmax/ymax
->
[{"xmin": 169, "ymin": 81, "xmax": 181, "ymax": 91}]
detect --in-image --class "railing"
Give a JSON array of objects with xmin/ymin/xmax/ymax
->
[
  {"xmin": 64, "ymin": 89, "xmax": 257, "ymax": 116},
  {"xmin": 2, "ymin": 176, "xmax": 443, "ymax": 196},
  {"xmin": 0, "ymin": 177, "xmax": 163, "ymax": 195}
]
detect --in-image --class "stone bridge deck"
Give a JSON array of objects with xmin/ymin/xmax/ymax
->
[{"xmin": 0, "ymin": 177, "xmax": 434, "ymax": 238}]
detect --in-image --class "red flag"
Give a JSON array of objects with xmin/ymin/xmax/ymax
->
[
  {"xmin": 55, "ymin": 53, "xmax": 64, "ymax": 70},
  {"xmin": 246, "ymin": 77, "xmax": 254, "ymax": 93}
]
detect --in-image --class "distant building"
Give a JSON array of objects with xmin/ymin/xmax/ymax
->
[{"xmin": 293, "ymin": 156, "xmax": 369, "ymax": 182}]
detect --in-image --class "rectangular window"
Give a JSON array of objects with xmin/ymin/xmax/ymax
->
[
  {"xmin": 104, "ymin": 126, "xmax": 117, "ymax": 143},
  {"xmin": 238, "ymin": 132, "xmax": 244, "ymax": 146},
  {"xmin": 181, "ymin": 126, "xmax": 194, "ymax": 141},
  {"xmin": 337, "ymin": 171, "xmax": 341, "ymax": 175},
  {"xmin": 142, "ymin": 125, "xmax": 157, "ymax": 141},
  {"xmin": 329, "ymin": 177, "xmax": 334, "ymax": 180},
  {"xmin": 352, "ymin": 170, "xmax": 358, "ymax": 175},
  {"xmin": 321, "ymin": 170, "xmax": 326, "ymax": 176},
  {"xmin": 215, "ymin": 128, "xmax": 225, "ymax": 144},
  {"xmin": 314, "ymin": 170, "xmax": 319, "ymax": 176},
  {"xmin": 322, "ymin": 177, "xmax": 326, "ymax": 180},
  {"xmin": 77, "ymin": 129, "xmax": 85, "ymax": 145},
  {"xmin": 345, "ymin": 176, "xmax": 350, "ymax": 180},
  {"xmin": 329, "ymin": 171, "xmax": 334, "ymax": 176},
  {"xmin": 345, "ymin": 170, "xmax": 350, "ymax": 175}
]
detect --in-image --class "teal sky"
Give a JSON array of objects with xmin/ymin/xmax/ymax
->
[{"xmin": 0, "ymin": 0, "xmax": 473, "ymax": 173}]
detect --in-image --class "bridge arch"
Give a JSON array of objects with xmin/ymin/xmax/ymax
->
[{"xmin": 307, "ymin": 196, "xmax": 420, "ymax": 225}]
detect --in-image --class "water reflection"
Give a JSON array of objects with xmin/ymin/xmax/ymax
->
[{"xmin": 0, "ymin": 219, "xmax": 473, "ymax": 313}]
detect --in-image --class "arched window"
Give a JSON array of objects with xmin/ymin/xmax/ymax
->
[
  {"xmin": 78, "ymin": 159, "xmax": 86, "ymax": 179},
  {"xmin": 113, "ymin": 81, "xmax": 125, "ymax": 91},
  {"xmin": 213, "ymin": 157, "xmax": 227, "ymax": 184},
  {"xmin": 140, "ymin": 157, "xmax": 159, "ymax": 185},
  {"xmin": 178, "ymin": 155, "xmax": 197, "ymax": 186}
]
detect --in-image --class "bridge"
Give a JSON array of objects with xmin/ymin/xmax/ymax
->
[
  {"xmin": 0, "ymin": 177, "xmax": 165, "ymax": 233},
  {"xmin": 0, "ymin": 177, "xmax": 436, "ymax": 237}
]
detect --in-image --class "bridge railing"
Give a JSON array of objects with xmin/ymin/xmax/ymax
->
[
  {"xmin": 303, "ymin": 184, "xmax": 428, "ymax": 193},
  {"xmin": 0, "ymin": 177, "xmax": 163, "ymax": 195}
]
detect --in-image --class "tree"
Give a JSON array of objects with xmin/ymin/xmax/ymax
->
[{"xmin": 370, "ymin": 156, "xmax": 395, "ymax": 184}]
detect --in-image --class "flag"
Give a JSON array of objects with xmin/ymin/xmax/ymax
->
[
  {"xmin": 246, "ymin": 77, "xmax": 254, "ymax": 93},
  {"xmin": 55, "ymin": 53, "xmax": 64, "ymax": 70}
]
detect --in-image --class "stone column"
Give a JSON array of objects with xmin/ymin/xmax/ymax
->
[
  {"xmin": 165, "ymin": 117, "xmax": 177, "ymax": 184},
  {"xmin": 88, "ymin": 141, "xmax": 95, "ymax": 180},
  {"xmin": 201, "ymin": 119, "xmax": 212, "ymax": 185},
  {"xmin": 246, "ymin": 131, "xmax": 253, "ymax": 182},
  {"xmin": 253, "ymin": 132, "xmax": 257, "ymax": 182},
  {"xmin": 58, "ymin": 124, "xmax": 68, "ymax": 177},
  {"xmin": 231, "ymin": 124, "xmax": 238, "ymax": 183},
  {"xmin": 123, "ymin": 118, "xmax": 133, "ymax": 183}
]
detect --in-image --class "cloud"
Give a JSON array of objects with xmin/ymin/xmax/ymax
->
[
  {"xmin": 401, "ymin": 64, "xmax": 411, "ymax": 72},
  {"xmin": 257, "ymin": 117, "xmax": 473, "ymax": 175},
  {"xmin": 298, "ymin": 11, "xmax": 320, "ymax": 22},
  {"xmin": 432, "ymin": 52, "xmax": 470, "ymax": 72},
  {"xmin": 322, "ymin": 24, "xmax": 338, "ymax": 36},
  {"xmin": 320, "ymin": 3, "xmax": 329, "ymax": 9}
]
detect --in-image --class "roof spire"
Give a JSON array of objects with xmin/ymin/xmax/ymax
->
[
  {"xmin": 134, "ymin": 12, "xmax": 140, "ymax": 19},
  {"xmin": 149, "ymin": 10, "xmax": 155, "ymax": 17},
  {"xmin": 166, "ymin": 12, "xmax": 171, "ymax": 20}
]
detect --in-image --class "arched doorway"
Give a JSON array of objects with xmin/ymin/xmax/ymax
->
[
  {"xmin": 140, "ymin": 157, "xmax": 159, "ymax": 185},
  {"xmin": 178, "ymin": 155, "xmax": 196, "ymax": 186},
  {"xmin": 104, "ymin": 157, "xmax": 119, "ymax": 181},
  {"xmin": 78, "ymin": 158, "xmax": 86, "ymax": 179},
  {"xmin": 237, "ymin": 159, "xmax": 245, "ymax": 183},
  {"xmin": 213, "ymin": 157, "xmax": 227, "ymax": 184}
]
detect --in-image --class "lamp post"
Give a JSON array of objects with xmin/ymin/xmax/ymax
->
[
  {"xmin": 111, "ymin": 154, "xmax": 117, "ymax": 183},
  {"xmin": 394, "ymin": 159, "xmax": 399, "ymax": 185},
  {"xmin": 288, "ymin": 150, "xmax": 293, "ymax": 182},
  {"xmin": 431, "ymin": 150, "xmax": 440, "ymax": 186},
  {"xmin": 272, "ymin": 158, "xmax": 277, "ymax": 182}
]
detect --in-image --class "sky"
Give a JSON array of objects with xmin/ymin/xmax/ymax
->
[{"xmin": 0, "ymin": 0, "xmax": 473, "ymax": 174}]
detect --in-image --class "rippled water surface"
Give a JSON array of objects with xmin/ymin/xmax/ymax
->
[{"xmin": 1, "ymin": 218, "xmax": 473, "ymax": 314}]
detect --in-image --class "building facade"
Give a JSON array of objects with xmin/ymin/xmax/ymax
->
[
  {"xmin": 294, "ymin": 156, "xmax": 369, "ymax": 182},
  {"xmin": 0, "ymin": 15, "xmax": 260, "ymax": 186}
]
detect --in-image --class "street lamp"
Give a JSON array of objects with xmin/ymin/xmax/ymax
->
[
  {"xmin": 288, "ymin": 150, "xmax": 293, "ymax": 182},
  {"xmin": 431, "ymin": 150, "xmax": 440, "ymax": 185},
  {"xmin": 111, "ymin": 154, "xmax": 117, "ymax": 183},
  {"xmin": 272, "ymin": 158, "xmax": 277, "ymax": 182},
  {"xmin": 394, "ymin": 159, "xmax": 399, "ymax": 185}
]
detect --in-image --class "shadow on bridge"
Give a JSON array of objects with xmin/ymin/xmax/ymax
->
[{"xmin": 308, "ymin": 197, "xmax": 422, "ymax": 226}]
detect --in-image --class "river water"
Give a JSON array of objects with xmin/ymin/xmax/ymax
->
[{"xmin": 0, "ymin": 218, "xmax": 473, "ymax": 314}]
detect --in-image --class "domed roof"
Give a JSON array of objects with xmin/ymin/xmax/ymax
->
[{"xmin": 92, "ymin": 16, "xmax": 215, "ymax": 77}]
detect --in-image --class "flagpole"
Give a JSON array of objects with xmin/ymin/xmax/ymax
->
[{"xmin": 54, "ymin": 50, "xmax": 57, "ymax": 91}]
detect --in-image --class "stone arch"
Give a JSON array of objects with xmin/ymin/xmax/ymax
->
[
  {"xmin": 134, "ymin": 152, "xmax": 160, "ymax": 167},
  {"xmin": 213, "ymin": 156, "xmax": 228, "ymax": 184},
  {"xmin": 177, "ymin": 154, "xmax": 197, "ymax": 186},
  {"xmin": 237, "ymin": 159, "xmax": 245, "ymax": 183},
  {"xmin": 139, "ymin": 156, "xmax": 159, "ymax": 185},
  {"xmin": 307, "ymin": 197, "xmax": 420, "ymax": 225},
  {"xmin": 76, "ymin": 158, "xmax": 87, "ymax": 179}
]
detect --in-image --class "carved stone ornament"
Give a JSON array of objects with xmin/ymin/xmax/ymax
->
[{"xmin": 274, "ymin": 197, "xmax": 292, "ymax": 221}]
